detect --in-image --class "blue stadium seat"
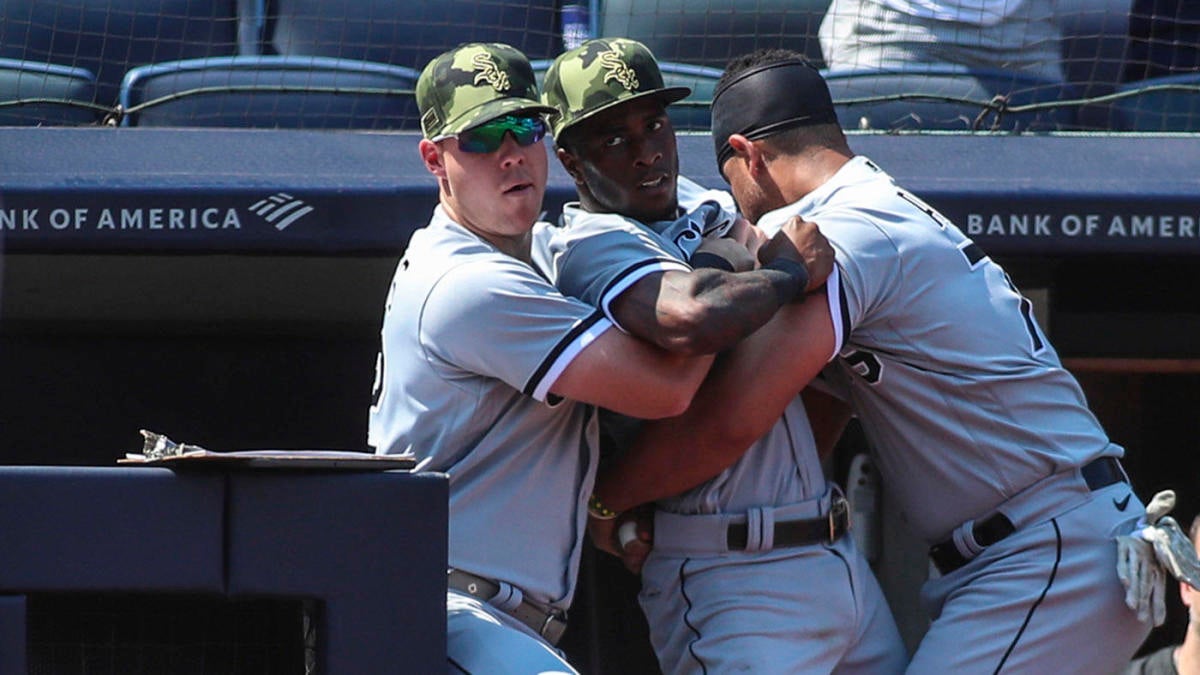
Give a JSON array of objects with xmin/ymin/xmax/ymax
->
[
  {"xmin": 0, "ymin": 59, "xmax": 100, "ymax": 126},
  {"xmin": 823, "ymin": 67, "xmax": 1080, "ymax": 132},
  {"xmin": 1123, "ymin": 0, "xmax": 1200, "ymax": 82},
  {"xmin": 599, "ymin": 0, "xmax": 832, "ymax": 70},
  {"xmin": 0, "ymin": 0, "xmax": 241, "ymax": 108},
  {"xmin": 531, "ymin": 58, "xmax": 723, "ymax": 132},
  {"xmin": 1111, "ymin": 72, "xmax": 1200, "ymax": 131},
  {"xmin": 1057, "ymin": 0, "xmax": 1134, "ymax": 129},
  {"xmin": 118, "ymin": 55, "xmax": 421, "ymax": 129},
  {"xmin": 262, "ymin": 0, "xmax": 561, "ymax": 72}
]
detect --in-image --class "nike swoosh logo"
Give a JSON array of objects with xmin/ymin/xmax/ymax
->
[{"xmin": 1114, "ymin": 494, "xmax": 1132, "ymax": 511}]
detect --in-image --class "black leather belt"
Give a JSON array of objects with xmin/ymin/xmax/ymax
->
[
  {"xmin": 930, "ymin": 457, "xmax": 1128, "ymax": 575},
  {"xmin": 447, "ymin": 569, "xmax": 568, "ymax": 645},
  {"xmin": 727, "ymin": 494, "xmax": 850, "ymax": 550}
]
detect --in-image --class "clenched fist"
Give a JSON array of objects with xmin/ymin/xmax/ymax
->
[{"xmin": 757, "ymin": 215, "xmax": 835, "ymax": 293}]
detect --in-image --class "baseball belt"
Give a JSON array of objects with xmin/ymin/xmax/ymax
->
[
  {"xmin": 446, "ymin": 569, "xmax": 568, "ymax": 645},
  {"xmin": 727, "ymin": 492, "xmax": 850, "ymax": 550},
  {"xmin": 929, "ymin": 456, "xmax": 1129, "ymax": 575}
]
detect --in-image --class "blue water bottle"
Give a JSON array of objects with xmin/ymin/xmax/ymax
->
[{"xmin": 562, "ymin": 3, "xmax": 589, "ymax": 51}]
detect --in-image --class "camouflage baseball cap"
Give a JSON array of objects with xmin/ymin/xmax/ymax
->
[
  {"xmin": 541, "ymin": 38, "xmax": 691, "ymax": 139},
  {"xmin": 416, "ymin": 42, "xmax": 557, "ymax": 140}
]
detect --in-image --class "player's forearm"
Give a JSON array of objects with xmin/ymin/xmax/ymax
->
[
  {"xmin": 596, "ymin": 296, "xmax": 837, "ymax": 512},
  {"xmin": 628, "ymin": 267, "xmax": 804, "ymax": 355},
  {"xmin": 802, "ymin": 387, "xmax": 853, "ymax": 463},
  {"xmin": 594, "ymin": 378, "xmax": 763, "ymax": 512}
]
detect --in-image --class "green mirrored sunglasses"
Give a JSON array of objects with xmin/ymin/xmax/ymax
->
[{"xmin": 454, "ymin": 115, "xmax": 547, "ymax": 154}]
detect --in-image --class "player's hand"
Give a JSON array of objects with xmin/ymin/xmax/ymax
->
[
  {"xmin": 694, "ymin": 234, "xmax": 756, "ymax": 272},
  {"xmin": 587, "ymin": 507, "xmax": 655, "ymax": 575},
  {"xmin": 757, "ymin": 216, "xmax": 834, "ymax": 292},
  {"xmin": 726, "ymin": 216, "xmax": 769, "ymax": 261},
  {"xmin": 588, "ymin": 514, "xmax": 621, "ymax": 558},
  {"xmin": 615, "ymin": 508, "xmax": 655, "ymax": 576}
]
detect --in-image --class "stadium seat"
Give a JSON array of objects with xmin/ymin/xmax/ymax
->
[
  {"xmin": 0, "ymin": 0, "xmax": 241, "ymax": 109},
  {"xmin": 262, "ymin": 0, "xmax": 561, "ymax": 72},
  {"xmin": 1111, "ymin": 72, "xmax": 1200, "ymax": 131},
  {"xmin": 0, "ymin": 59, "xmax": 100, "ymax": 126},
  {"xmin": 599, "ymin": 0, "xmax": 832, "ymax": 70},
  {"xmin": 1123, "ymin": 0, "xmax": 1200, "ymax": 82},
  {"xmin": 1057, "ymin": 0, "xmax": 1134, "ymax": 129},
  {"xmin": 118, "ymin": 55, "xmax": 421, "ymax": 129},
  {"xmin": 531, "ymin": 58, "xmax": 723, "ymax": 132},
  {"xmin": 823, "ymin": 67, "xmax": 1080, "ymax": 132}
]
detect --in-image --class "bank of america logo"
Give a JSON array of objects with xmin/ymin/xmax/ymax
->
[{"xmin": 249, "ymin": 192, "xmax": 314, "ymax": 230}]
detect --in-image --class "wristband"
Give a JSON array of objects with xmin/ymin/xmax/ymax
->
[
  {"xmin": 690, "ymin": 251, "xmax": 736, "ymax": 272},
  {"xmin": 588, "ymin": 493, "xmax": 618, "ymax": 520},
  {"xmin": 763, "ymin": 257, "xmax": 811, "ymax": 304}
]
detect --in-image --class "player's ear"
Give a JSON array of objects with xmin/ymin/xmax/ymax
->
[
  {"xmin": 726, "ymin": 133, "xmax": 764, "ymax": 177},
  {"xmin": 556, "ymin": 146, "xmax": 585, "ymax": 185},
  {"xmin": 419, "ymin": 139, "xmax": 447, "ymax": 179}
]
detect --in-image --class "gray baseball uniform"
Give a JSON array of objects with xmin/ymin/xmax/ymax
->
[
  {"xmin": 545, "ymin": 178, "xmax": 908, "ymax": 674},
  {"xmin": 756, "ymin": 155, "xmax": 1151, "ymax": 673},
  {"xmin": 369, "ymin": 205, "xmax": 614, "ymax": 673}
]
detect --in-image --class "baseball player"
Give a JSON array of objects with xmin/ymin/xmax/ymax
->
[
  {"xmin": 539, "ymin": 38, "xmax": 908, "ymax": 674},
  {"xmin": 591, "ymin": 49, "xmax": 1157, "ymax": 673},
  {"xmin": 366, "ymin": 42, "xmax": 717, "ymax": 674}
]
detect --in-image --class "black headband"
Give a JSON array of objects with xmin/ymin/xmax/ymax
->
[{"xmin": 711, "ymin": 58, "xmax": 837, "ymax": 175}]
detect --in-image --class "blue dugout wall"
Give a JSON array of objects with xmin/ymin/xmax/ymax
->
[{"xmin": 3, "ymin": 130, "xmax": 1200, "ymax": 258}]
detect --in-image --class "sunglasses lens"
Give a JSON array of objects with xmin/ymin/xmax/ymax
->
[{"xmin": 458, "ymin": 115, "xmax": 546, "ymax": 153}]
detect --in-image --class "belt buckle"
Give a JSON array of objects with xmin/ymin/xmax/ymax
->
[
  {"xmin": 540, "ymin": 610, "xmax": 567, "ymax": 645},
  {"xmin": 828, "ymin": 495, "xmax": 850, "ymax": 544}
]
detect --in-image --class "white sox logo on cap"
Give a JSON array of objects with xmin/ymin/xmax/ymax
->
[
  {"xmin": 472, "ymin": 53, "xmax": 510, "ymax": 92},
  {"xmin": 600, "ymin": 48, "xmax": 639, "ymax": 91}
]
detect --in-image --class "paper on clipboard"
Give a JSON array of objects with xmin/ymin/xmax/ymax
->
[{"xmin": 119, "ymin": 429, "xmax": 416, "ymax": 471}]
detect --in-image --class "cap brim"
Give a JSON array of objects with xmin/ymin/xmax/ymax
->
[
  {"xmin": 556, "ymin": 86, "xmax": 692, "ymax": 137},
  {"xmin": 441, "ymin": 98, "xmax": 559, "ymax": 137}
]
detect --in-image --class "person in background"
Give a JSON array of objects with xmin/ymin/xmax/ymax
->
[{"xmin": 819, "ymin": 0, "xmax": 1066, "ymax": 82}]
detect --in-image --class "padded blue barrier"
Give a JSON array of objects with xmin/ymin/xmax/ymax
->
[
  {"xmin": 1112, "ymin": 72, "xmax": 1200, "ymax": 131},
  {"xmin": 0, "ymin": 58, "xmax": 100, "ymax": 126},
  {"xmin": 119, "ymin": 55, "xmax": 421, "ymax": 129},
  {"xmin": 264, "ymin": 0, "xmax": 561, "ymax": 71},
  {"xmin": 0, "ymin": 0, "xmax": 240, "ymax": 107},
  {"xmin": 823, "ymin": 67, "xmax": 1081, "ymax": 131},
  {"xmin": 226, "ymin": 471, "xmax": 447, "ymax": 675},
  {"xmin": 3, "ymin": 129, "xmax": 1200, "ymax": 258},
  {"xmin": 0, "ymin": 596, "xmax": 27, "ymax": 675},
  {"xmin": 0, "ymin": 467, "xmax": 225, "ymax": 592},
  {"xmin": 0, "ymin": 465, "xmax": 448, "ymax": 674},
  {"xmin": 599, "ymin": 0, "xmax": 831, "ymax": 69}
]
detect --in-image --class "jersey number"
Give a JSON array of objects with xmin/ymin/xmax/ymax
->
[
  {"xmin": 897, "ymin": 189, "xmax": 1046, "ymax": 355},
  {"xmin": 843, "ymin": 349, "xmax": 883, "ymax": 385}
]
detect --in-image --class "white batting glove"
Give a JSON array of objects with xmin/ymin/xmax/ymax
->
[
  {"xmin": 1116, "ymin": 532, "xmax": 1167, "ymax": 626},
  {"xmin": 1138, "ymin": 490, "xmax": 1200, "ymax": 586},
  {"xmin": 1115, "ymin": 489, "xmax": 1200, "ymax": 627}
]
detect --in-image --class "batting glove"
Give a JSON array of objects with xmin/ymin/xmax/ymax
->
[
  {"xmin": 1116, "ymin": 489, "xmax": 1200, "ymax": 627},
  {"xmin": 1116, "ymin": 533, "xmax": 1167, "ymax": 626}
]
